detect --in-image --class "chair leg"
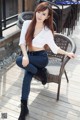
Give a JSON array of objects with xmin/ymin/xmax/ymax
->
[
  {"xmin": 57, "ymin": 70, "xmax": 69, "ymax": 100},
  {"xmin": 64, "ymin": 69, "xmax": 69, "ymax": 83},
  {"xmin": 57, "ymin": 80, "xmax": 61, "ymax": 101}
]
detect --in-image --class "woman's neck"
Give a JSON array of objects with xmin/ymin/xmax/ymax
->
[{"xmin": 35, "ymin": 22, "xmax": 44, "ymax": 29}]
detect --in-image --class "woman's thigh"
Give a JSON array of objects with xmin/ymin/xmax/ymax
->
[{"xmin": 28, "ymin": 55, "xmax": 48, "ymax": 68}]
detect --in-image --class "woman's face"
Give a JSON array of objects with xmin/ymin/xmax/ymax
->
[{"xmin": 36, "ymin": 9, "xmax": 49, "ymax": 23}]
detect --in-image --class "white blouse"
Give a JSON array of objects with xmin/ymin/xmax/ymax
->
[{"xmin": 19, "ymin": 20, "xmax": 59, "ymax": 54}]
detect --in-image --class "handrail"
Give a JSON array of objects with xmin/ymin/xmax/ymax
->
[{"xmin": 0, "ymin": 0, "xmax": 25, "ymax": 39}]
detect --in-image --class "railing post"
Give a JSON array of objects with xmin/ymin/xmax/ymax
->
[
  {"xmin": 3, "ymin": 0, "xmax": 6, "ymax": 29},
  {"xmin": 22, "ymin": 0, "xmax": 25, "ymax": 12},
  {"xmin": 0, "ymin": 0, "xmax": 3, "ymax": 39}
]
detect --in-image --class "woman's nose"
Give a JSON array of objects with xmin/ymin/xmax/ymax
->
[{"xmin": 39, "ymin": 13, "xmax": 42, "ymax": 18}]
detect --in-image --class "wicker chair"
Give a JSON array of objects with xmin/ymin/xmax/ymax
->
[
  {"xmin": 46, "ymin": 33, "xmax": 76, "ymax": 100},
  {"xmin": 17, "ymin": 12, "xmax": 76, "ymax": 100},
  {"xmin": 34, "ymin": 33, "xmax": 76, "ymax": 100}
]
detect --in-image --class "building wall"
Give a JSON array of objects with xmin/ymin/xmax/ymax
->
[
  {"xmin": 25, "ymin": 0, "xmax": 36, "ymax": 11},
  {"xmin": 18, "ymin": 0, "xmax": 36, "ymax": 13}
]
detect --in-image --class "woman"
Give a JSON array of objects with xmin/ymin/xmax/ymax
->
[{"xmin": 16, "ymin": 2, "xmax": 75, "ymax": 120}]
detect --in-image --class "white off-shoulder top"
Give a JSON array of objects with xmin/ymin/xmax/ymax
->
[{"xmin": 19, "ymin": 20, "xmax": 59, "ymax": 54}]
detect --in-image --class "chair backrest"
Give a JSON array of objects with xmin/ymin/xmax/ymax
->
[{"xmin": 17, "ymin": 11, "xmax": 34, "ymax": 29}]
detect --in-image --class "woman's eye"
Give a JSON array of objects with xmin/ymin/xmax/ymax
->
[
  {"xmin": 37, "ymin": 11, "xmax": 40, "ymax": 13},
  {"xmin": 43, "ymin": 13, "xmax": 46, "ymax": 16}
]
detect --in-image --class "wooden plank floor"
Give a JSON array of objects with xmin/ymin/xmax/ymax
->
[{"xmin": 0, "ymin": 22, "xmax": 80, "ymax": 120}]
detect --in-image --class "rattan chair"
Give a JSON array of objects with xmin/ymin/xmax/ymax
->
[
  {"xmin": 46, "ymin": 33, "xmax": 76, "ymax": 100},
  {"xmin": 34, "ymin": 33, "xmax": 76, "ymax": 100},
  {"xmin": 17, "ymin": 12, "xmax": 76, "ymax": 100}
]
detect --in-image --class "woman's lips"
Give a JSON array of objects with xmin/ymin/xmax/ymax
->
[{"xmin": 37, "ymin": 18, "xmax": 42, "ymax": 20}]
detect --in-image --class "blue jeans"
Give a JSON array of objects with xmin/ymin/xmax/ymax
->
[{"xmin": 16, "ymin": 50, "xmax": 48, "ymax": 100}]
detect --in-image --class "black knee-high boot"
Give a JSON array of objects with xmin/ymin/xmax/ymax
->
[
  {"xmin": 18, "ymin": 100, "xmax": 29, "ymax": 120},
  {"xmin": 35, "ymin": 68, "xmax": 48, "ymax": 85}
]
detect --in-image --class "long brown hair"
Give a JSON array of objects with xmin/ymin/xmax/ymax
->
[{"xmin": 25, "ymin": 2, "xmax": 54, "ymax": 48}]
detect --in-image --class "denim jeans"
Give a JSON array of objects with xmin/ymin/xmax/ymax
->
[{"xmin": 16, "ymin": 50, "xmax": 48, "ymax": 100}]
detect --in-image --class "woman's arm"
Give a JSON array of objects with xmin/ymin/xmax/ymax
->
[
  {"xmin": 19, "ymin": 21, "xmax": 31, "ymax": 67},
  {"xmin": 20, "ymin": 44, "xmax": 28, "ymax": 57},
  {"xmin": 57, "ymin": 48, "xmax": 75, "ymax": 58},
  {"xmin": 20, "ymin": 44, "xmax": 29, "ymax": 67},
  {"xmin": 46, "ymin": 30, "xmax": 75, "ymax": 59}
]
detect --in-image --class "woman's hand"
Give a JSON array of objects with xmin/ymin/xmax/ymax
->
[
  {"xmin": 66, "ymin": 52, "xmax": 76, "ymax": 59},
  {"xmin": 22, "ymin": 56, "xmax": 29, "ymax": 67}
]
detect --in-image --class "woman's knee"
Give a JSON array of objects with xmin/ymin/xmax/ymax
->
[{"xmin": 16, "ymin": 56, "xmax": 22, "ymax": 66}]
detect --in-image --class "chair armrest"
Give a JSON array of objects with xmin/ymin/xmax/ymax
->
[
  {"xmin": 59, "ymin": 44, "xmax": 76, "ymax": 76},
  {"xmin": 54, "ymin": 33, "xmax": 76, "ymax": 76}
]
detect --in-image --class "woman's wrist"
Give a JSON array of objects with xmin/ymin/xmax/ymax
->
[
  {"xmin": 23, "ymin": 55, "xmax": 28, "ymax": 58},
  {"xmin": 64, "ymin": 51, "xmax": 68, "ymax": 56},
  {"xmin": 58, "ymin": 48, "xmax": 68, "ymax": 56}
]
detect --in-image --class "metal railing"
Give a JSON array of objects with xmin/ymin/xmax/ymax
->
[{"xmin": 0, "ymin": 0, "xmax": 25, "ymax": 39}]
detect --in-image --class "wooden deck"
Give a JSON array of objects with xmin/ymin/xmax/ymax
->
[{"xmin": 0, "ymin": 21, "xmax": 80, "ymax": 120}]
